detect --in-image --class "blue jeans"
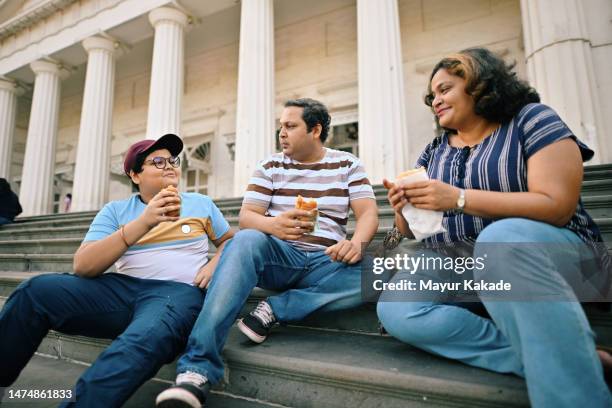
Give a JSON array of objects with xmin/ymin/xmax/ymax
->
[
  {"xmin": 377, "ymin": 218, "xmax": 611, "ymax": 408},
  {"xmin": 0, "ymin": 273, "xmax": 204, "ymax": 407},
  {"xmin": 177, "ymin": 229, "xmax": 364, "ymax": 383}
]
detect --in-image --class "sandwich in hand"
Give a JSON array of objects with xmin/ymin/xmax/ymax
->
[
  {"xmin": 162, "ymin": 185, "xmax": 181, "ymax": 217},
  {"xmin": 295, "ymin": 195, "xmax": 318, "ymax": 222},
  {"xmin": 396, "ymin": 167, "xmax": 426, "ymax": 180}
]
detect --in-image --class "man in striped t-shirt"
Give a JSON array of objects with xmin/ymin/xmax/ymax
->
[
  {"xmin": 158, "ymin": 98, "xmax": 378, "ymax": 407},
  {"xmin": 243, "ymin": 138, "xmax": 375, "ymax": 252},
  {"xmin": 236, "ymin": 98, "xmax": 378, "ymax": 343}
]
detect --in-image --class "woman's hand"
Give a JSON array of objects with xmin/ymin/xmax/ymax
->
[
  {"xmin": 382, "ymin": 178, "xmax": 408, "ymax": 214},
  {"xmin": 138, "ymin": 189, "xmax": 181, "ymax": 228},
  {"xmin": 402, "ymin": 179, "xmax": 461, "ymax": 211}
]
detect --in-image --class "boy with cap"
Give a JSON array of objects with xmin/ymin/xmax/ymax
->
[{"xmin": 0, "ymin": 134, "xmax": 234, "ymax": 407}]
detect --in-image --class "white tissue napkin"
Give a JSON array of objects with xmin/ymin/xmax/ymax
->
[{"xmin": 397, "ymin": 168, "xmax": 446, "ymax": 241}]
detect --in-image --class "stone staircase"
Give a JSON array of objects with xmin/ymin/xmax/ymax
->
[{"xmin": 1, "ymin": 163, "xmax": 611, "ymax": 407}]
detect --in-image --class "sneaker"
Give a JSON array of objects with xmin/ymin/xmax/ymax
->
[
  {"xmin": 237, "ymin": 300, "xmax": 277, "ymax": 343},
  {"xmin": 155, "ymin": 371, "xmax": 210, "ymax": 408}
]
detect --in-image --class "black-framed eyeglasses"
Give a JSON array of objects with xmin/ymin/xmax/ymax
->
[{"xmin": 144, "ymin": 156, "xmax": 181, "ymax": 169}]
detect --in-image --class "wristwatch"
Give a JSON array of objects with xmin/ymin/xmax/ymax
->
[{"xmin": 456, "ymin": 189, "xmax": 466, "ymax": 213}]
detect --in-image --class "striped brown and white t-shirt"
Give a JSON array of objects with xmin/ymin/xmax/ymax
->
[{"xmin": 243, "ymin": 148, "xmax": 375, "ymax": 251}]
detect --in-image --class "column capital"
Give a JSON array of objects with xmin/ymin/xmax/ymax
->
[
  {"xmin": 82, "ymin": 36, "xmax": 116, "ymax": 54},
  {"xmin": 148, "ymin": 7, "xmax": 189, "ymax": 29},
  {"xmin": 30, "ymin": 60, "xmax": 61, "ymax": 76},
  {"xmin": 0, "ymin": 77, "xmax": 17, "ymax": 92}
]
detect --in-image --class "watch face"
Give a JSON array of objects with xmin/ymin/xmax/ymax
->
[{"xmin": 457, "ymin": 191, "xmax": 465, "ymax": 209}]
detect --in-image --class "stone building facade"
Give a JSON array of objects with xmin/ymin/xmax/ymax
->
[{"xmin": 0, "ymin": 0, "xmax": 610, "ymax": 215}]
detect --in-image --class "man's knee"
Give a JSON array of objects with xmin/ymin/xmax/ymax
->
[
  {"xmin": 232, "ymin": 229, "xmax": 269, "ymax": 250},
  {"xmin": 219, "ymin": 229, "xmax": 272, "ymax": 271}
]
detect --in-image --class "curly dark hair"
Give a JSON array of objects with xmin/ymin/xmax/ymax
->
[
  {"xmin": 284, "ymin": 98, "xmax": 331, "ymax": 143},
  {"xmin": 424, "ymin": 47, "xmax": 540, "ymax": 126}
]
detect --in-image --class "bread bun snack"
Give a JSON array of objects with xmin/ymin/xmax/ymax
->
[
  {"xmin": 295, "ymin": 195, "xmax": 318, "ymax": 233},
  {"xmin": 295, "ymin": 195, "xmax": 318, "ymax": 221},
  {"xmin": 162, "ymin": 184, "xmax": 181, "ymax": 217},
  {"xmin": 397, "ymin": 167, "xmax": 426, "ymax": 180},
  {"xmin": 393, "ymin": 167, "xmax": 446, "ymax": 240}
]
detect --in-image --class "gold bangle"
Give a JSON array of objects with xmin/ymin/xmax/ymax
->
[{"xmin": 119, "ymin": 225, "xmax": 130, "ymax": 247}]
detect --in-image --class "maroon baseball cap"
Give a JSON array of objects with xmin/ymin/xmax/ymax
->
[{"xmin": 123, "ymin": 133, "xmax": 183, "ymax": 175}]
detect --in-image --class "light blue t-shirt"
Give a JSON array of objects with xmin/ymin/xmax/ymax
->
[{"xmin": 84, "ymin": 193, "xmax": 231, "ymax": 284}]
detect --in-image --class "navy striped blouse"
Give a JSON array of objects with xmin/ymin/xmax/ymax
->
[{"xmin": 416, "ymin": 103, "xmax": 604, "ymax": 249}]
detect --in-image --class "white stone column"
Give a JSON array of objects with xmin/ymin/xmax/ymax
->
[
  {"xmin": 357, "ymin": 0, "xmax": 409, "ymax": 183},
  {"xmin": 521, "ymin": 0, "xmax": 605, "ymax": 163},
  {"xmin": 233, "ymin": 0, "xmax": 275, "ymax": 196},
  {"xmin": 146, "ymin": 7, "xmax": 188, "ymax": 140},
  {"xmin": 20, "ymin": 60, "xmax": 61, "ymax": 216},
  {"xmin": 0, "ymin": 77, "xmax": 18, "ymax": 180},
  {"xmin": 71, "ymin": 36, "xmax": 116, "ymax": 212}
]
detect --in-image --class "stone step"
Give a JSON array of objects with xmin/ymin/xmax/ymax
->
[
  {"xmin": 12, "ymin": 163, "xmax": 611, "ymax": 224},
  {"xmin": 0, "ymin": 292, "xmax": 529, "ymax": 408},
  {"xmin": 0, "ymin": 237, "xmax": 611, "ymax": 277},
  {"xmin": 598, "ymin": 217, "xmax": 612, "ymax": 242},
  {"xmin": 0, "ymin": 272, "xmax": 377, "ymax": 335},
  {"xmin": 1, "ymin": 231, "xmax": 609, "ymax": 276},
  {"xmin": 584, "ymin": 169, "xmax": 612, "ymax": 181},
  {"xmin": 1, "ymin": 216, "xmax": 611, "ymax": 259},
  {"xmin": 3, "ymin": 193, "xmax": 612, "ymax": 239},
  {"xmin": 583, "ymin": 163, "xmax": 612, "ymax": 173},
  {"xmin": 12, "ymin": 196, "xmax": 249, "ymax": 223},
  {"xmin": 582, "ymin": 179, "xmax": 612, "ymax": 196},
  {"xmin": 4, "ymin": 354, "xmax": 281, "ymax": 408},
  {"xmin": 0, "ymin": 224, "xmax": 91, "ymax": 240},
  {"xmin": 0, "ymin": 254, "xmax": 76, "ymax": 273},
  {"xmin": 1, "ymin": 216, "xmax": 95, "ymax": 231},
  {"xmin": 1, "ymin": 273, "xmax": 611, "ymax": 345},
  {"xmin": 583, "ymin": 195, "xmax": 612, "ymax": 218},
  {"xmin": 7, "ymin": 201, "xmax": 612, "ymax": 241},
  {"xmin": 0, "ymin": 227, "xmax": 395, "ymax": 257},
  {"xmin": 14, "ymin": 210, "xmax": 97, "ymax": 223}
]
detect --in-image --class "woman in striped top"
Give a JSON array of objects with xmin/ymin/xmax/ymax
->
[{"xmin": 377, "ymin": 48, "xmax": 611, "ymax": 407}]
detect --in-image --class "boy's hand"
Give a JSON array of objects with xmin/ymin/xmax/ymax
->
[
  {"xmin": 194, "ymin": 262, "xmax": 215, "ymax": 289},
  {"xmin": 139, "ymin": 189, "xmax": 180, "ymax": 228}
]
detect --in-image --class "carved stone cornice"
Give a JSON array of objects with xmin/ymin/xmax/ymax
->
[{"xmin": 0, "ymin": 0, "xmax": 77, "ymax": 41}]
